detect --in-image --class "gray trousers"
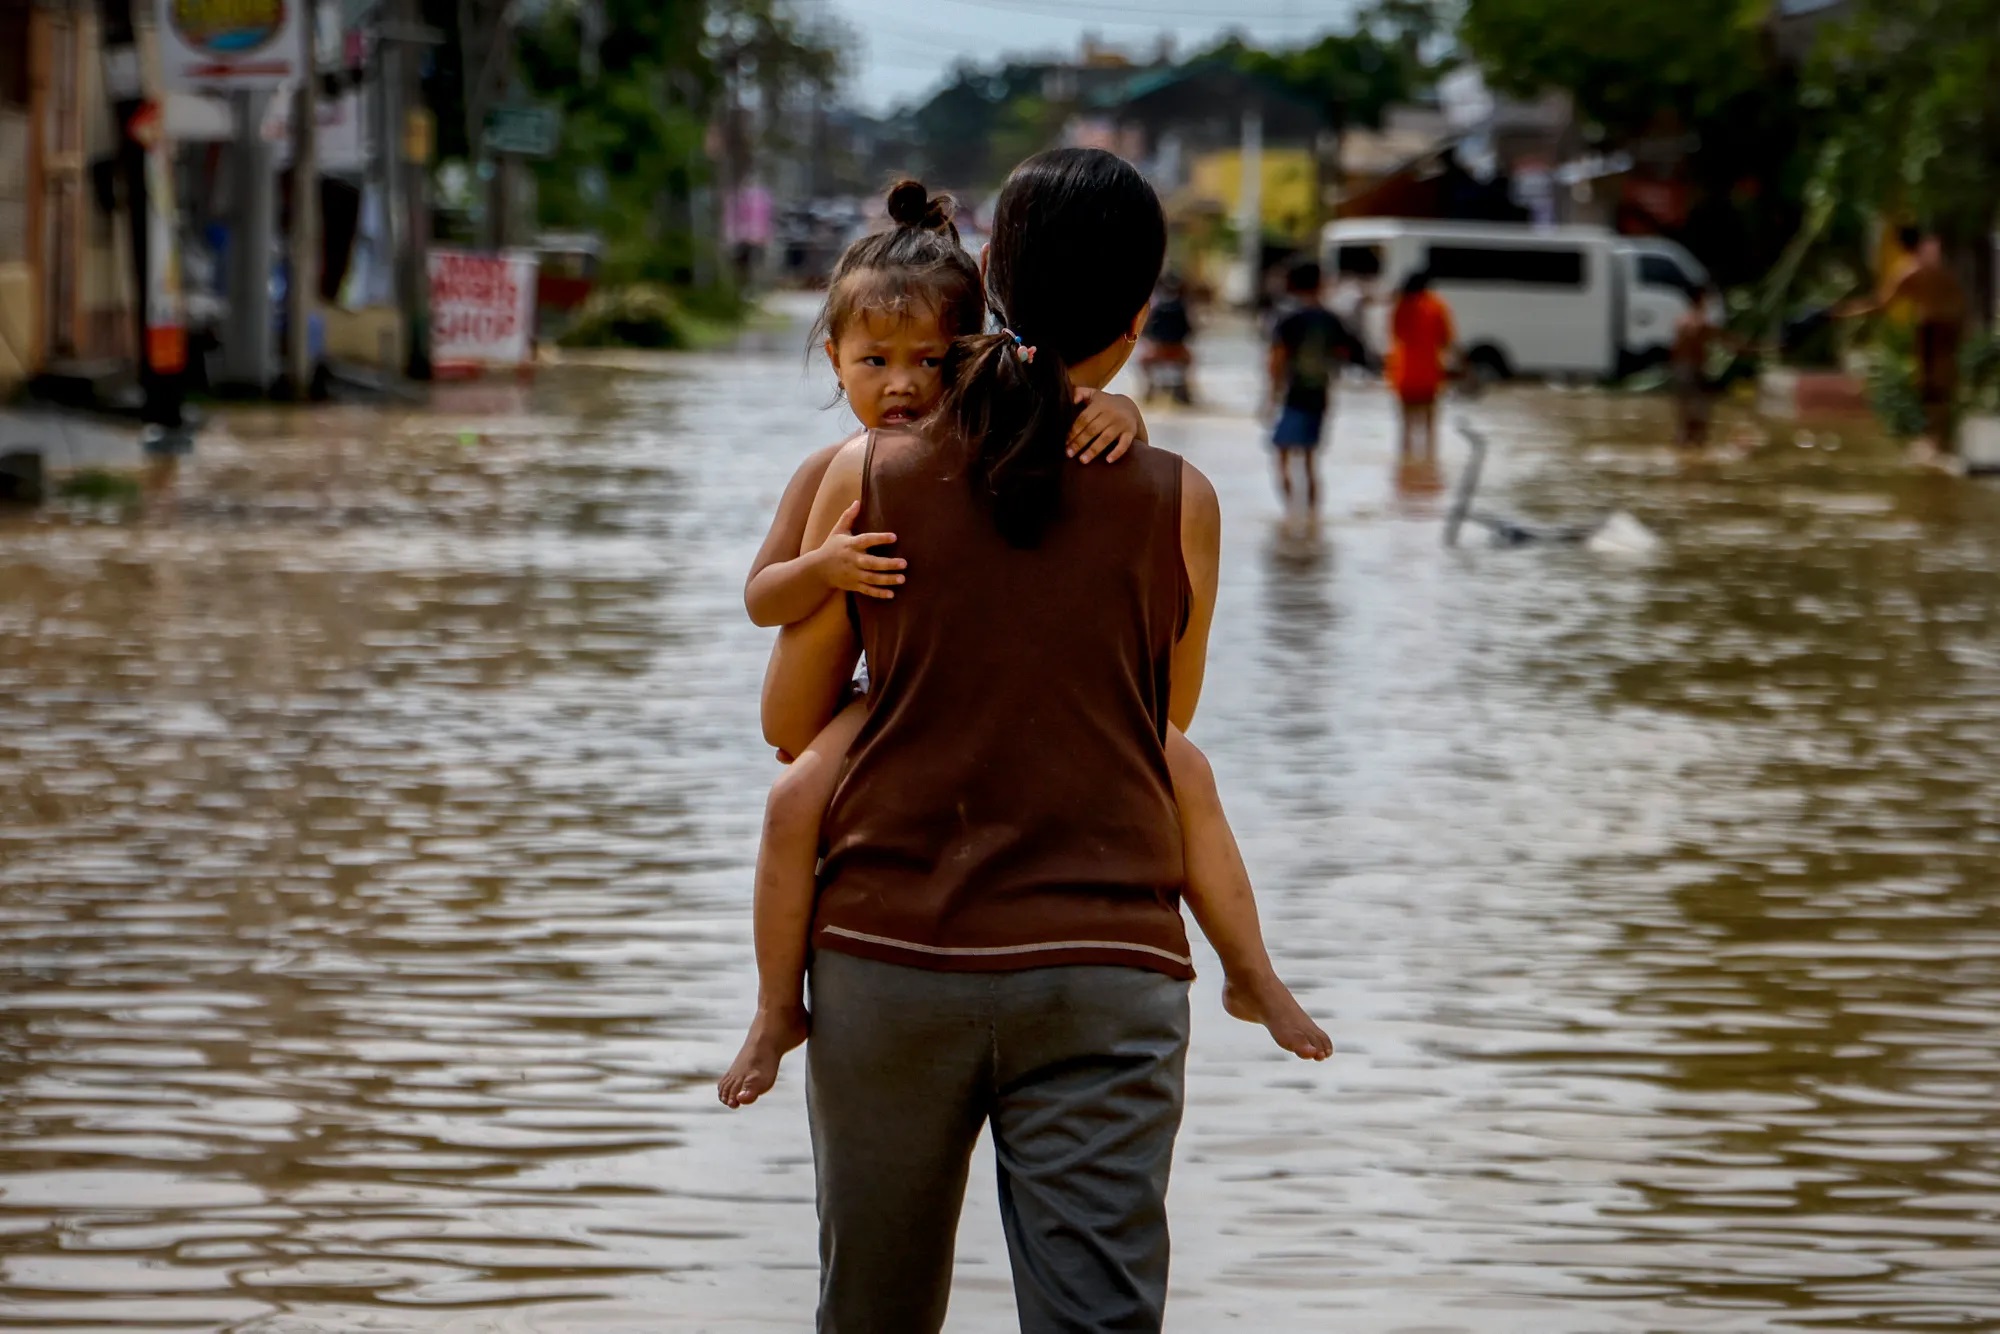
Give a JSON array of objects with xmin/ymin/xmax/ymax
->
[{"xmin": 807, "ymin": 950, "xmax": 1192, "ymax": 1334}]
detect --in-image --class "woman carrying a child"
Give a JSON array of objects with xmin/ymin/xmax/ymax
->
[{"xmin": 733, "ymin": 151, "xmax": 1328, "ymax": 1332}]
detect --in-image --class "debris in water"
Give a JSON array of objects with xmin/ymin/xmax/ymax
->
[{"xmin": 1585, "ymin": 510, "xmax": 1662, "ymax": 557}]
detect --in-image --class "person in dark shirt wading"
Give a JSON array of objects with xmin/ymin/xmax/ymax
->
[{"xmin": 1265, "ymin": 260, "xmax": 1356, "ymax": 514}]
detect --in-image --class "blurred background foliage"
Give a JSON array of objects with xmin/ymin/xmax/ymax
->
[{"xmin": 463, "ymin": 0, "xmax": 1994, "ymax": 363}]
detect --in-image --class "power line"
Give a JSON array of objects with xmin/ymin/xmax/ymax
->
[
  {"xmin": 911, "ymin": 0, "xmax": 1349, "ymax": 25},
  {"xmin": 833, "ymin": 0, "xmax": 1364, "ymax": 105},
  {"xmin": 829, "ymin": 0, "xmax": 1354, "ymax": 83},
  {"xmin": 849, "ymin": 12, "xmax": 1026, "ymax": 49},
  {"xmin": 869, "ymin": 55, "xmax": 982, "ymax": 73}
]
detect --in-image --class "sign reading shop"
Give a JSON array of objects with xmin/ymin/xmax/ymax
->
[
  {"xmin": 159, "ymin": 0, "xmax": 302, "ymax": 91},
  {"xmin": 428, "ymin": 249, "xmax": 540, "ymax": 376}
]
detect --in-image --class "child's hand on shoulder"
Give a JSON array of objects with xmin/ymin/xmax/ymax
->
[
  {"xmin": 1069, "ymin": 388, "xmax": 1148, "ymax": 465},
  {"xmin": 813, "ymin": 501, "xmax": 906, "ymax": 599}
]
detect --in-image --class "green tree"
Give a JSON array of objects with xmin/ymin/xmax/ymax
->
[
  {"xmin": 896, "ymin": 13, "xmax": 1436, "ymax": 203},
  {"xmin": 516, "ymin": 0, "xmax": 707, "ymax": 281},
  {"xmin": 901, "ymin": 60, "xmax": 1060, "ymax": 190},
  {"xmin": 516, "ymin": 0, "xmax": 846, "ymax": 287},
  {"xmin": 1804, "ymin": 0, "xmax": 2000, "ymax": 317},
  {"xmin": 989, "ymin": 94, "xmax": 1070, "ymax": 181},
  {"xmin": 1460, "ymin": 0, "xmax": 1769, "ymax": 136},
  {"xmin": 1210, "ymin": 29, "xmax": 1425, "ymax": 136},
  {"xmin": 1458, "ymin": 0, "xmax": 1805, "ymax": 283}
]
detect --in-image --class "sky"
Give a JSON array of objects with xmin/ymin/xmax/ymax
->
[{"xmin": 816, "ymin": 0, "xmax": 1367, "ymax": 113}]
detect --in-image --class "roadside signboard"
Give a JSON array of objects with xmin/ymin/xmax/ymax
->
[
  {"xmin": 428, "ymin": 249, "xmax": 538, "ymax": 376},
  {"xmin": 484, "ymin": 105, "xmax": 559, "ymax": 158},
  {"xmin": 263, "ymin": 87, "xmax": 370, "ymax": 175},
  {"xmin": 158, "ymin": 0, "xmax": 303, "ymax": 91}
]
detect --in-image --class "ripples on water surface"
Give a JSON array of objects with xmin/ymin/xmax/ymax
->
[{"xmin": 2, "ymin": 312, "xmax": 1998, "ymax": 1331}]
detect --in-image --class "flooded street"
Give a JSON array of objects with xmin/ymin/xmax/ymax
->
[{"xmin": 4, "ymin": 302, "xmax": 1999, "ymax": 1332}]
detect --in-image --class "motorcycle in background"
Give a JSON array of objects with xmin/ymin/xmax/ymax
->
[{"xmin": 1139, "ymin": 276, "xmax": 1195, "ymax": 406}]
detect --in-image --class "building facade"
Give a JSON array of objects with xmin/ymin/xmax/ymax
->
[{"xmin": 1, "ymin": 0, "xmax": 138, "ymax": 392}]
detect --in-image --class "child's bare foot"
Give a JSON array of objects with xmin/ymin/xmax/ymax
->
[
  {"xmin": 718, "ymin": 1005, "xmax": 810, "ymax": 1108},
  {"xmin": 1223, "ymin": 971, "xmax": 1332, "ymax": 1060}
]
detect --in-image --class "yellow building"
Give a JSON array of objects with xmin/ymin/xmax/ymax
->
[{"xmin": 1181, "ymin": 146, "xmax": 1320, "ymax": 243}]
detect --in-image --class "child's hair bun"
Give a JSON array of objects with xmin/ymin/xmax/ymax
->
[{"xmin": 886, "ymin": 178, "xmax": 954, "ymax": 233}]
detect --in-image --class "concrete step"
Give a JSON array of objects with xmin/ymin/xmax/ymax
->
[
  {"xmin": 0, "ymin": 407, "xmax": 147, "ymax": 477},
  {"xmin": 29, "ymin": 360, "xmax": 145, "ymax": 416}
]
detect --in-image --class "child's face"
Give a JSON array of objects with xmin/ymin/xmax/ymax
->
[{"xmin": 826, "ymin": 309, "xmax": 951, "ymax": 430}]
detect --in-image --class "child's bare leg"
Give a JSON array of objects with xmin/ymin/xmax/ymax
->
[
  {"xmin": 1167, "ymin": 727, "xmax": 1331, "ymax": 1060},
  {"xmin": 719, "ymin": 702, "xmax": 866, "ymax": 1108}
]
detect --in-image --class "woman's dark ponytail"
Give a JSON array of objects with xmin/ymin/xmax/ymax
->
[
  {"xmin": 940, "ymin": 330, "xmax": 1073, "ymax": 547},
  {"xmin": 932, "ymin": 148, "xmax": 1166, "ymax": 548}
]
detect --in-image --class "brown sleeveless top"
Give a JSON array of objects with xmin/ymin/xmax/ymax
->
[{"xmin": 814, "ymin": 430, "xmax": 1195, "ymax": 980}]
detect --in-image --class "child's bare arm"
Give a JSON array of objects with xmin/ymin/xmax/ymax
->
[
  {"xmin": 746, "ymin": 443, "xmax": 845, "ymax": 627},
  {"xmin": 762, "ymin": 442, "xmax": 869, "ymax": 757},
  {"xmin": 766, "ymin": 499, "xmax": 907, "ymax": 626},
  {"xmin": 1069, "ymin": 388, "xmax": 1149, "ymax": 464},
  {"xmin": 746, "ymin": 440, "xmax": 905, "ymax": 628},
  {"xmin": 746, "ymin": 440, "xmax": 906, "ymax": 629}
]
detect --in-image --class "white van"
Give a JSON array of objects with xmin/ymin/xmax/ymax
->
[{"xmin": 1320, "ymin": 219, "xmax": 1712, "ymax": 381}]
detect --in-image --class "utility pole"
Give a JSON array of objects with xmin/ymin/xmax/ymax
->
[
  {"xmin": 97, "ymin": 0, "xmax": 187, "ymax": 432},
  {"xmin": 404, "ymin": 95, "xmax": 433, "ymax": 378},
  {"xmin": 717, "ymin": 62, "xmax": 743, "ymax": 290},
  {"xmin": 1315, "ymin": 124, "xmax": 1344, "ymax": 235},
  {"xmin": 287, "ymin": 0, "xmax": 318, "ymax": 398},
  {"xmin": 459, "ymin": 0, "xmax": 516, "ymax": 249},
  {"xmin": 377, "ymin": 0, "xmax": 438, "ymax": 378},
  {"xmin": 370, "ymin": 14, "xmax": 397, "ymax": 368},
  {"xmin": 1238, "ymin": 106, "xmax": 1264, "ymax": 310},
  {"xmin": 486, "ymin": 23, "xmax": 516, "ymax": 250},
  {"xmin": 222, "ymin": 90, "xmax": 275, "ymax": 391}
]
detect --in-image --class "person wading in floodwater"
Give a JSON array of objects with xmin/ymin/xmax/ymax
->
[
  {"xmin": 1387, "ymin": 268, "xmax": 1456, "ymax": 463},
  {"xmin": 1838, "ymin": 226, "xmax": 1970, "ymax": 467},
  {"xmin": 761, "ymin": 147, "xmax": 1327, "ymax": 1333},
  {"xmin": 1264, "ymin": 259, "xmax": 1357, "ymax": 514},
  {"xmin": 1672, "ymin": 281, "xmax": 1740, "ymax": 450}
]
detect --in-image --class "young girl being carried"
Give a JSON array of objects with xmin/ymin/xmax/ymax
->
[{"xmin": 719, "ymin": 179, "xmax": 1330, "ymax": 1108}]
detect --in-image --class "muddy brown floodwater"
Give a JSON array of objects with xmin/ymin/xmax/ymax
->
[{"xmin": 3, "ymin": 302, "xmax": 1999, "ymax": 1332}]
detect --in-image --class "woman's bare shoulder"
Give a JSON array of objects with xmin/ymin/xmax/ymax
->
[
  {"xmin": 1178, "ymin": 457, "xmax": 1219, "ymax": 534},
  {"xmin": 1178, "ymin": 454, "xmax": 1216, "ymax": 499},
  {"xmin": 1110, "ymin": 441, "xmax": 1206, "ymax": 498}
]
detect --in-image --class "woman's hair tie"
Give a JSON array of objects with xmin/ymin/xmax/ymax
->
[{"xmin": 1000, "ymin": 327, "xmax": 1037, "ymax": 364}]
